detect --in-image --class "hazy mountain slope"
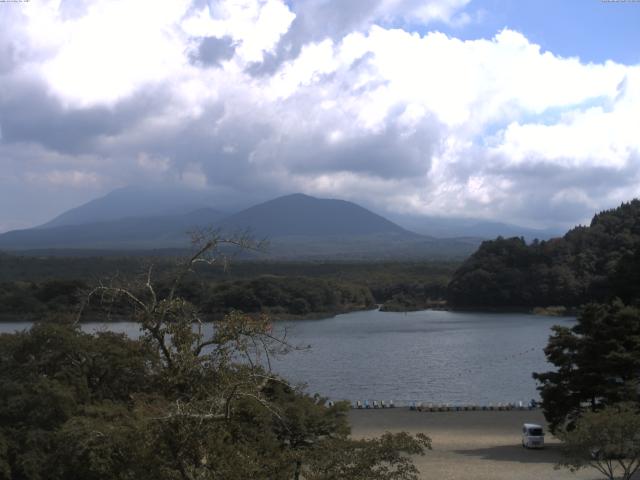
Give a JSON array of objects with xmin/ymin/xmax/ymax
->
[
  {"xmin": 389, "ymin": 214, "xmax": 560, "ymax": 241},
  {"xmin": 0, "ymin": 208, "xmax": 224, "ymax": 250},
  {"xmin": 42, "ymin": 186, "xmax": 219, "ymax": 228},
  {"xmin": 0, "ymin": 191, "xmax": 480, "ymax": 259},
  {"xmin": 218, "ymin": 193, "xmax": 413, "ymax": 237},
  {"xmin": 258, "ymin": 234, "xmax": 479, "ymax": 260}
]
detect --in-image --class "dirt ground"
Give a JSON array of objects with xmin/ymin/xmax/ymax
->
[{"xmin": 348, "ymin": 408, "xmax": 601, "ymax": 480}]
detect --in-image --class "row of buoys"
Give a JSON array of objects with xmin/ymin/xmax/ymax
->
[
  {"xmin": 409, "ymin": 400, "xmax": 538, "ymax": 412},
  {"xmin": 355, "ymin": 400, "xmax": 395, "ymax": 409},
  {"xmin": 346, "ymin": 399, "xmax": 539, "ymax": 410}
]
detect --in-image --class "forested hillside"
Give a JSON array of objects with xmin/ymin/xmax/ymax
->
[{"xmin": 448, "ymin": 200, "xmax": 640, "ymax": 308}]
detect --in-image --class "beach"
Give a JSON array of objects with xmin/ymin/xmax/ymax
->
[{"xmin": 349, "ymin": 408, "xmax": 600, "ymax": 480}]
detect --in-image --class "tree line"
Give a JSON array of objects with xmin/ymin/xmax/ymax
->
[
  {"xmin": 0, "ymin": 260, "xmax": 457, "ymax": 319},
  {"xmin": 494, "ymin": 201, "xmax": 640, "ymax": 479}
]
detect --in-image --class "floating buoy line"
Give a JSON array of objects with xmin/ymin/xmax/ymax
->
[{"xmin": 342, "ymin": 400, "xmax": 539, "ymax": 411}]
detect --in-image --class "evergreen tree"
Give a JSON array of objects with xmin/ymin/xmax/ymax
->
[{"xmin": 533, "ymin": 301, "xmax": 640, "ymax": 433}]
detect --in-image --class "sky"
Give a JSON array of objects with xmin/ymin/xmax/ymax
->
[{"xmin": 0, "ymin": 0, "xmax": 639, "ymax": 232}]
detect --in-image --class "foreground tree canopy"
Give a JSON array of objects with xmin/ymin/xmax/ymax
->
[
  {"xmin": 534, "ymin": 301, "xmax": 640, "ymax": 433},
  {"xmin": 557, "ymin": 403, "xmax": 640, "ymax": 480},
  {"xmin": 0, "ymin": 235, "xmax": 430, "ymax": 480},
  {"xmin": 448, "ymin": 199, "xmax": 640, "ymax": 308}
]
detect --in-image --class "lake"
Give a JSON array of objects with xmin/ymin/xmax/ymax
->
[{"xmin": 0, "ymin": 309, "xmax": 572, "ymax": 406}]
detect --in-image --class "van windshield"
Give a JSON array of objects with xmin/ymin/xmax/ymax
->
[{"xmin": 528, "ymin": 428, "xmax": 543, "ymax": 436}]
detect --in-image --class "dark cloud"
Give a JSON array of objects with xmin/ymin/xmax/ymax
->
[
  {"xmin": 0, "ymin": 8, "xmax": 27, "ymax": 75},
  {"xmin": 104, "ymin": 98, "xmax": 278, "ymax": 194},
  {"xmin": 476, "ymin": 154, "xmax": 640, "ymax": 226},
  {"xmin": 273, "ymin": 120, "xmax": 439, "ymax": 180},
  {"xmin": 0, "ymin": 79, "xmax": 169, "ymax": 154},
  {"xmin": 191, "ymin": 36, "xmax": 236, "ymax": 67},
  {"xmin": 0, "ymin": 43, "xmax": 16, "ymax": 75}
]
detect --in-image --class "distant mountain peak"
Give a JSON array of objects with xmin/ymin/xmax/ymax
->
[
  {"xmin": 218, "ymin": 193, "xmax": 413, "ymax": 237},
  {"xmin": 41, "ymin": 185, "xmax": 219, "ymax": 228},
  {"xmin": 279, "ymin": 192, "xmax": 314, "ymax": 199}
]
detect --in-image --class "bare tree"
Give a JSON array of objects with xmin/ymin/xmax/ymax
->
[{"xmin": 74, "ymin": 230, "xmax": 430, "ymax": 480}]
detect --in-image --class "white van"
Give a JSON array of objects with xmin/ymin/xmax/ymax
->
[{"xmin": 522, "ymin": 423, "xmax": 545, "ymax": 449}]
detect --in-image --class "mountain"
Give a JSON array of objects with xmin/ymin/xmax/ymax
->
[
  {"xmin": 448, "ymin": 199, "xmax": 640, "ymax": 309},
  {"xmin": 213, "ymin": 194, "xmax": 479, "ymax": 259},
  {"xmin": 0, "ymin": 191, "xmax": 480, "ymax": 259},
  {"xmin": 41, "ymin": 186, "xmax": 220, "ymax": 228},
  {"xmin": 389, "ymin": 214, "xmax": 560, "ymax": 241},
  {"xmin": 218, "ymin": 193, "xmax": 411, "ymax": 237}
]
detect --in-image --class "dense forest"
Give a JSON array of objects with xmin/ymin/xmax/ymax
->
[
  {"xmin": 0, "ymin": 256, "xmax": 457, "ymax": 319},
  {"xmin": 0, "ymin": 235, "xmax": 431, "ymax": 479},
  {"xmin": 448, "ymin": 200, "xmax": 640, "ymax": 309},
  {"xmin": 0, "ymin": 277, "xmax": 374, "ymax": 320}
]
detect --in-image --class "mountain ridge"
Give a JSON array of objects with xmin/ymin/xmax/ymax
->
[
  {"xmin": 3, "ymin": 189, "xmax": 579, "ymax": 259},
  {"xmin": 0, "ymin": 192, "xmax": 436, "ymax": 255}
]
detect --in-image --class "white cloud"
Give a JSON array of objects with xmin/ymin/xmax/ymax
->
[
  {"xmin": 184, "ymin": 0, "xmax": 295, "ymax": 62},
  {"xmin": 1, "ymin": 0, "xmax": 639, "ymax": 229},
  {"xmin": 23, "ymin": 0, "xmax": 190, "ymax": 106},
  {"xmin": 376, "ymin": 0, "xmax": 472, "ymax": 26},
  {"xmin": 493, "ymin": 68, "xmax": 640, "ymax": 169}
]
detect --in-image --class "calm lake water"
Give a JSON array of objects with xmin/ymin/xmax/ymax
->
[{"xmin": 0, "ymin": 309, "xmax": 572, "ymax": 405}]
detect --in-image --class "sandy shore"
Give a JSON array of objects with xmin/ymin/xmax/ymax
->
[{"xmin": 349, "ymin": 408, "xmax": 600, "ymax": 480}]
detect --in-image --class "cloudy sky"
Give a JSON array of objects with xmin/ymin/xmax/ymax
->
[{"xmin": 1, "ymin": 0, "xmax": 639, "ymax": 232}]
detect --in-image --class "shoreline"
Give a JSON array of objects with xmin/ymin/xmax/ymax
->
[{"xmin": 0, "ymin": 305, "xmax": 576, "ymax": 324}]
